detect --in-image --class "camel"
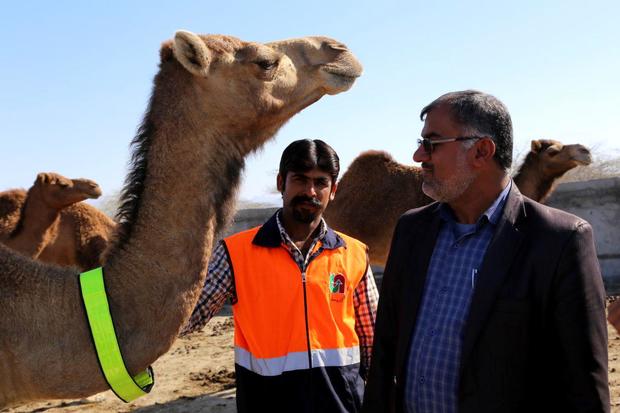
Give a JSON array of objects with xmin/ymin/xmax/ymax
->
[
  {"xmin": 324, "ymin": 139, "xmax": 591, "ymax": 266},
  {"xmin": 1, "ymin": 175, "xmax": 122, "ymax": 271},
  {"xmin": 37, "ymin": 201, "xmax": 116, "ymax": 270},
  {"xmin": 513, "ymin": 139, "xmax": 592, "ymax": 203},
  {"xmin": 0, "ymin": 173, "xmax": 102, "ymax": 257},
  {"xmin": 0, "ymin": 30, "xmax": 362, "ymax": 408},
  {"xmin": 324, "ymin": 151, "xmax": 433, "ymax": 265}
]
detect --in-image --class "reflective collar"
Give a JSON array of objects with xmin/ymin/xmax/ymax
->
[{"xmin": 80, "ymin": 267, "xmax": 154, "ymax": 402}]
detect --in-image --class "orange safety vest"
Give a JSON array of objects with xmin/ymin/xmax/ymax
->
[{"xmin": 224, "ymin": 226, "xmax": 368, "ymax": 377}]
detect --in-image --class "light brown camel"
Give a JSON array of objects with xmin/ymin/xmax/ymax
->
[
  {"xmin": 0, "ymin": 172, "xmax": 102, "ymax": 259},
  {"xmin": 513, "ymin": 139, "xmax": 592, "ymax": 203},
  {"xmin": 324, "ymin": 139, "xmax": 591, "ymax": 266},
  {"xmin": 39, "ymin": 202, "xmax": 116, "ymax": 270},
  {"xmin": 1, "ymin": 175, "xmax": 118, "ymax": 271},
  {"xmin": 0, "ymin": 30, "xmax": 362, "ymax": 408}
]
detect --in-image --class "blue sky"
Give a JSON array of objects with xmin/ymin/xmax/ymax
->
[{"xmin": 1, "ymin": 0, "xmax": 618, "ymax": 207}]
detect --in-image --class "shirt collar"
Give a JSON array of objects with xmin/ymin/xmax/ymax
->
[{"xmin": 252, "ymin": 208, "xmax": 344, "ymax": 249}]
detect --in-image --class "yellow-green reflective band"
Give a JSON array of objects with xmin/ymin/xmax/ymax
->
[{"xmin": 80, "ymin": 267, "xmax": 154, "ymax": 402}]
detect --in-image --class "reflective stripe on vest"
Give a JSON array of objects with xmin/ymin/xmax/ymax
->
[
  {"xmin": 235, "ymin": 345, "xmax": 361, "ymax": 376},
  {"xmin": 225, "ymin": 227, "xmax": 368, "ymax": 376}
]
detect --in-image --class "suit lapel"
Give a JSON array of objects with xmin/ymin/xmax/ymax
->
[
  {"xmin": 395, "ymin": 207, "xmax": 442, "ymax": 377},
  {"xmin": 460, "ymin": 185, "xmax": 526, "ymax": 373}
]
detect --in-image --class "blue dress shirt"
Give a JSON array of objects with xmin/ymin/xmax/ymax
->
[{"xmin": 404, "ymin": 182, "xmax": 511, "ymax": 413}]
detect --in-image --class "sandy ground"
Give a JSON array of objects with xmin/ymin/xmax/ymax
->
[{"xmin": 6, "ymin": 305, "xmax": 620, "ymax": 413}]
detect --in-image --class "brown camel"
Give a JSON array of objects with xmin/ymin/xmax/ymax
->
[
  {"xmin": 39, "ymin": 202, "xmax": 116, "ymax": 271},
  {"xmin": 513, "ymin": 139, "xmax": 592, "ymax": 203},
  {"xmin": 0, "ymin": 172, "xmax": 102, "ymax": 259},
  {"xmin": 324, "ymin": 139, "xmax": 591, "ymax": 266},
  {"xmin": 0, "ymin": 30, "xmax": 362, "ymax": 408},
  {"xmin": 324, "ymin": 150, "xmax": 433, "ymax": 266}
]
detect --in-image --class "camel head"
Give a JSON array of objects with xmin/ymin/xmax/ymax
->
[
  {"xmin": 31, "ymin": 172, "xmax": 102, "ymax": 209},
  {"xmin": 530, "ymin": 139, "xmax": 593, "ymax": 177},
  {"xmin": 159, "ymin": 30, "xmax": 363, "ymax": 153}
]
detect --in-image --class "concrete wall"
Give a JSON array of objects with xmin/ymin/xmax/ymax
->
[{"xmin": 546, "ymin": 177, "xmax": 620, "ymax": 295}]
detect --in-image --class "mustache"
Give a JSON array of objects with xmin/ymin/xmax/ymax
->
[{"xmin": 291, "ymin": 196, "xmax": 321, "ymax": 207}]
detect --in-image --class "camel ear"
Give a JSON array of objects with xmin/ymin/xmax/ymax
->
[
  {"xmin": 173, "ymin": 30, "xmax": 212, "ymax": 77},
  {"xmin": 35, "ymin": 173, "xmax": 50, "ymax": 184},
  {"xmin": 530, "ymin": 140, "xmax": 542, "ymax": 152},
  {"xmin": 545, "ymin": 144, "xmax": 561, "ymax": 156}
]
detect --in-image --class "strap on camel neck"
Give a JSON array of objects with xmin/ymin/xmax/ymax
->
[{"xmin": 80, "ymin": 267, "xmax": 154, "ymax": 402}]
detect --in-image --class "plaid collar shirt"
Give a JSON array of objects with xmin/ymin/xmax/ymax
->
[
  {"xmin": 404, "ymin": 182, "xmax": 511, "ymax": 413},
  {"xmin": 182, "ymin": 209, "xmax": 378, "ymax": 375}
]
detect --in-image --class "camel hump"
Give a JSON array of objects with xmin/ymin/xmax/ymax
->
[
  {"xmin": 345, "ymin": 150, "xmax": 398, "ymax": 174},
  {"xmin": 345, "ymin": 150, "xmax": 418, "ymax": 180},
  {"xmin": 354, "ymin": 150, "xmax": 395, "ymax": 164},
  {"xmin": 0, "ymin": 189, "xmax": 27, "ymax": 214},
  {"xmin": 0, "ymin": 189, "xmax": 28, "ymax": 236}
]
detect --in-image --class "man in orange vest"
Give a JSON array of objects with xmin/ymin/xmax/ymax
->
[{"xmin": 183, "ymin": 139, "xmax": 379, "ymax": 412}]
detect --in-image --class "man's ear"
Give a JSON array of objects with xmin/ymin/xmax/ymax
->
[
  {"xmin": 276, "ymin": 173, "xmax": 284, "ymax": 193},
  {"xmin": 473, "ymin": 138, "xmax": 496, "ymax": 166},
  {"xmin": 329, "ymin": 181, "xmax": 338, "ymax": 201}
]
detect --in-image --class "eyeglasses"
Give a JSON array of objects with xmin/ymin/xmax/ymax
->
[{"xmin": 416, "ymin": 136, "xmax": 481, "ymax": 154}]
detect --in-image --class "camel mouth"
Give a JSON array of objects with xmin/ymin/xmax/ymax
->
[
  {"xmin": 571, "ymin": 152, "xmax": 593, "ymax": 166},
  {"xmin": 321, "ymin": 67, "xmax": 362, "ymax": 81},
  {"xmin": 567, "ymin": 145, "xmax": 592, "ymax": 166},
  {"xmin": 320, "ymin": 68, "xmax": 360, "ymax": 95},
  {"xmin": 573, "ymin": 156, "xmax": 593, "ymax": 166},
  {"xmin": 85, "ymin": 188, "xmax": 103, "ymax": 199}
]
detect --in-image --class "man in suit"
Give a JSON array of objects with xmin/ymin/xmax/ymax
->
[{"xmin": 363, "ymin": 90, "xmax": 609, "ymax": 412}]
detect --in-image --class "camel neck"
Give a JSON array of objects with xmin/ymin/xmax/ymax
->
[
  {"xmin": 6, "ymin": 192, "xmax": 61, "ymax": 257},
  {"xmin": 513, "ymin": 156, "xmax": 556, "ymax": 202},
  {"xmin": 101, "ymin": 75, "xmax": 246, "ymax": 370}
]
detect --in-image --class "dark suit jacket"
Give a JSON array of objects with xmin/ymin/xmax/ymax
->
[{"xmin": 363, "ymin": 185, "xmax": 609, "ymax": 413}]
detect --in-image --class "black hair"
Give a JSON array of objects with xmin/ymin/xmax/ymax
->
[
  {"xmin": 420, "ymin": 90, "xmax": 513, "ymax": 170},
  {"xmin": 278, "ymin": 139, "xmax": 340, "ymax": 185}
]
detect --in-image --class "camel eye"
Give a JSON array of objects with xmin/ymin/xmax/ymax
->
[
  {"xmin": 546, "ymin": 147, "xmax": 560, "ymax": 156},
  {"xmin": 254, "ymin": 59, "xmax": 277, "ymax": 71}
]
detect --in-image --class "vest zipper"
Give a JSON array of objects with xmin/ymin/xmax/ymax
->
[{"xmin": 301, "ymin": 271, "xmax": 312, "ymax": 369}]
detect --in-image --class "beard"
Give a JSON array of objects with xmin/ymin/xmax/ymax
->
[
  {"xmin": 290, "ymin": 195, "xmax": 322, "ymax": 223},
  {"xmin": 422, "ymin": 152, "xmax": 477, "ymax": 202}
]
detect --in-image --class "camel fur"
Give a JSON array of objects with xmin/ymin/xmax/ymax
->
[
  {"xmin": 0, "ymin": 173, "xmax": 102, "ymax": 260},
  {"xmin": 324, "ymin": 139, "xmax": 591, "ymax": 266},
  {"xmin": 513, "ymin": 139, "xmax": 592, "ymax": 203},
  {"xmin": 0, "ymin": 30, "xmax": 362, "ymax": 408},
  {"xmin": 38, "ymin": 202, "xmax": 116, "ymax": 271}
]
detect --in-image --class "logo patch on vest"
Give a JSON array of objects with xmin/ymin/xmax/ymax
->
[{"xmin": 329, "ymin": 273, "xmax": 346, "ymax": 301}]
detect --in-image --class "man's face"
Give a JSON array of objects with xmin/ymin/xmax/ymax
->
[
  {"xmin": 278, "ymin": 168, "xmax": 336, "ymax": 224},
  {"xmin": 413, "ymin": 104, "xmax": 478, "ymax": 202}
]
